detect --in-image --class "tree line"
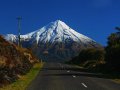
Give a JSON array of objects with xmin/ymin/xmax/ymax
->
[{"xmin": 68, "ymin": 27, "xmax": 120, "ymax": 71}]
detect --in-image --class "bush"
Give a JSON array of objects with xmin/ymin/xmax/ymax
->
[
  {"xmin": 68, "ymin": 48, "xmax": 105, "ymax": 67},
  {"xmin": 105, "ymin": 28, "xmax": 120, "ymax": 71},
  {"xmin": 0, "ymin": 35, "xmax": 39, "ymax": 87}
]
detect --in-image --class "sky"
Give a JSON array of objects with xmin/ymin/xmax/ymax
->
[{"xmin": 0, "ymin": 0, "xmax": 120, "ymax": 46}]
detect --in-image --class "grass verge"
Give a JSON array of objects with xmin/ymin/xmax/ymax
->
[
  {"xmin": 113, "ymin": 79, "xmax": 120, "ymax": 84},
  {"xmin": 0, "ymin": 62, "xmax": 43, "ymax": 90}
]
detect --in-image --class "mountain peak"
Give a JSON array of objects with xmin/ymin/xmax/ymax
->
[
  {"xmin": 55, "ymin": 20, "xmax": 62, "ymax": 23},
  {"xmin": 51, "ymin": 20, "xmax": 70, "ymax": 30},
  {"xmin": 52, "ymin": 20, "xmax": 64, "ymax": 25},
  {"xmin": 54, "ymin": 19, "xmax": 64, "ymax": 24},
  {"xmin": 3, "ymin": 20, "xmax": 100, "ymax": 61},
  {"xmin": 4, "ymin": 20, "xmax": 94, "ymax": 44}
]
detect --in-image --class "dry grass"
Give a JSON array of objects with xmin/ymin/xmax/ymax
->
[
  {"xmin": 0, "ymin": 62, "xmax": 44, "ymax": 90},
  {"xmin": 113, "ymin": 79, "xmax": 120, "ymax": 84}
]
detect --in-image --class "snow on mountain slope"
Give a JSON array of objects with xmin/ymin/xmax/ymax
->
[
  {"xmin": 29, "ymin": 20, "xmax": 94, "ymax": 44},
  {"xmin": 4, "ymin": 20, "xmax": 95, "ymax": 44},
  {"xmin": 4, "ymin": 20, "xmax": 101, "ymax": 62},
  {"xmin": 4, "ymin": 34, "xmax": 17, "ymax": 42}
]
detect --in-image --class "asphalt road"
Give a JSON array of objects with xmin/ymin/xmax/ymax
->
[{"xmin": 27, "ymin": 63, "xmax": 120, "ymax": 90}]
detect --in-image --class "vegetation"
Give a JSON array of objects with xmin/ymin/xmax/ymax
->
[
  {"xmin": 67, "ymin": 26, "xmax": 120, "ymax": 73},
  {"xmin": 105, "ymin": 27, "xmax": 120, "ymax": 71},
  {"xmin": 0, "ymin": 63, "xmax": 43, "ymax": 90},
  {"xmin": 67, "ymin": 48, "xmax": 105, "ymax": 68},
  {"xmin": 0, "ymin": 35, "xmax": 39, "ymax": 87}
]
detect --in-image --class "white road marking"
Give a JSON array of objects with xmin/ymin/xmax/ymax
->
[
  {"xmin": 81, "ymin": 83, "xmax": 87, "ymax": 88},
  {"xmin": 72, "ymin": 75, "xmax": 76, "ymax": 78},
  {"xmin": 67, "ymin": 71, "xmax": 70, "ymax": 72}
]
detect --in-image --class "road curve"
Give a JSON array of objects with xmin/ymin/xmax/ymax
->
[{"xmin": 27, "ymin": 63, "xmax": 120, "ymax": 90}]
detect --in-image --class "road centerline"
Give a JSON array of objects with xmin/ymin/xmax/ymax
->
[
  {"xmin": 81, "ymin": 83, "xmax": 88, "ymax": 88},
  {"xmin": 72, "ymin": 75, "xmax": 76, "ymax": 78},
  {"xmin": 67, "ymin": 70, "xmax": 70, "ymax": 72}
]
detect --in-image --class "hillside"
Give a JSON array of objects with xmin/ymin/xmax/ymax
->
[
  {"xmin": 4, "ymin": 20, "xmax": 102, "ymax": 62},
  {"xmin": 0, "ymin": 35, "xmax": 39, "ymax": 87}
]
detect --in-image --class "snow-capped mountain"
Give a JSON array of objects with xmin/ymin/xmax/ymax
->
[{"xmin": 4, "ymin": 20, "xmax": 101, "ymax": 62}]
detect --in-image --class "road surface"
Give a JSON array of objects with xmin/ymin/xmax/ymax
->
[{"xmin": 27, "ymin": 63, "xmax": 120, "ymax": 90}]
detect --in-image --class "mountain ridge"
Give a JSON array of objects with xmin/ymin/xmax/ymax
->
[
  {"xmin": 4, "ymin": 20, "xmax": 95, "ymax": 44},
  {"xmin": 3, "ymin": 20, "xmax": 101, "ymax": 62}
]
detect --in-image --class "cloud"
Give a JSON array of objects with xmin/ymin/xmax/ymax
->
[{"xmin": 92, "ymin": 0, "xmax": 112, "ymax": 8}]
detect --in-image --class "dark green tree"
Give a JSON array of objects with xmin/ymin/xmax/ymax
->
[
  {"xmin": 105, "ymin": 27, "xmax": 120, "ymax": 70},
  {"xmin": 115, "ymin": 27, "xmax": 120, "ymax": 31},
  {"xmin": 68, "ymin": 48, "xmax": 105, "ymax": 66}
]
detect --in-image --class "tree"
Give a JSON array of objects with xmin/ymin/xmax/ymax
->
[
  {"xmin": 78, "ymin": 48, "xmax": 105, "ymax": 63},
  {"xmin": 105, "ymin": 27, "xmax": 120, "ymax": 70},
  {"xmin": 68, "ymin": 48, "xmax": 105, "ymax": 66},
  {"xmin": 115, "ymin": 27, "xmax": 120, "ymax": 31}
]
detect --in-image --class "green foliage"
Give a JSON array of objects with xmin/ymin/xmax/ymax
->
[
  {"xmin": 107, "ymin": 33, "xmax": 120, "ymax": 46},
  {"xmin": 115, "ymin": 27, "xmax": 120, "ymax": 31},
  {"xmin": 105, "ymin": 27, "xmax": 120, "ymax": 70},
  {"xmin": 69, "ymin": 48, "xmax": 105, "ymax": 67},
  {"xmin": 0, "ymin": 35, "xmax": 39, "ymax": 87},
  {"xmin": 79, "ymin": 48, "xmax": 104, "ymax": 62},
  {"xmin": 0, "ymin": 63, "xmax": 43, "ymax": 90}
]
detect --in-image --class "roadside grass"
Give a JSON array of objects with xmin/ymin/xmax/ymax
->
[
  {"xmin": 110, "ymin": 74, "xmax": 120, "ymax": 84},
  {"xmin": 0, "ymin": 62, "xmax": 44, "ymax": 90},
  {"xmin": 113, "ymin": 79, "xmax": 120, "ymax": 84}
]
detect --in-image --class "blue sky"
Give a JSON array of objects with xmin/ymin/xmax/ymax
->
[{"xmin": 0, "ymin": 0, "xmax": 120, "ymax": 46}]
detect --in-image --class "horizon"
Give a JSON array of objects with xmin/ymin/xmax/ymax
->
[{"xmin": 0, "ymin": 0, "xmax": 120, "ymax": 46}]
